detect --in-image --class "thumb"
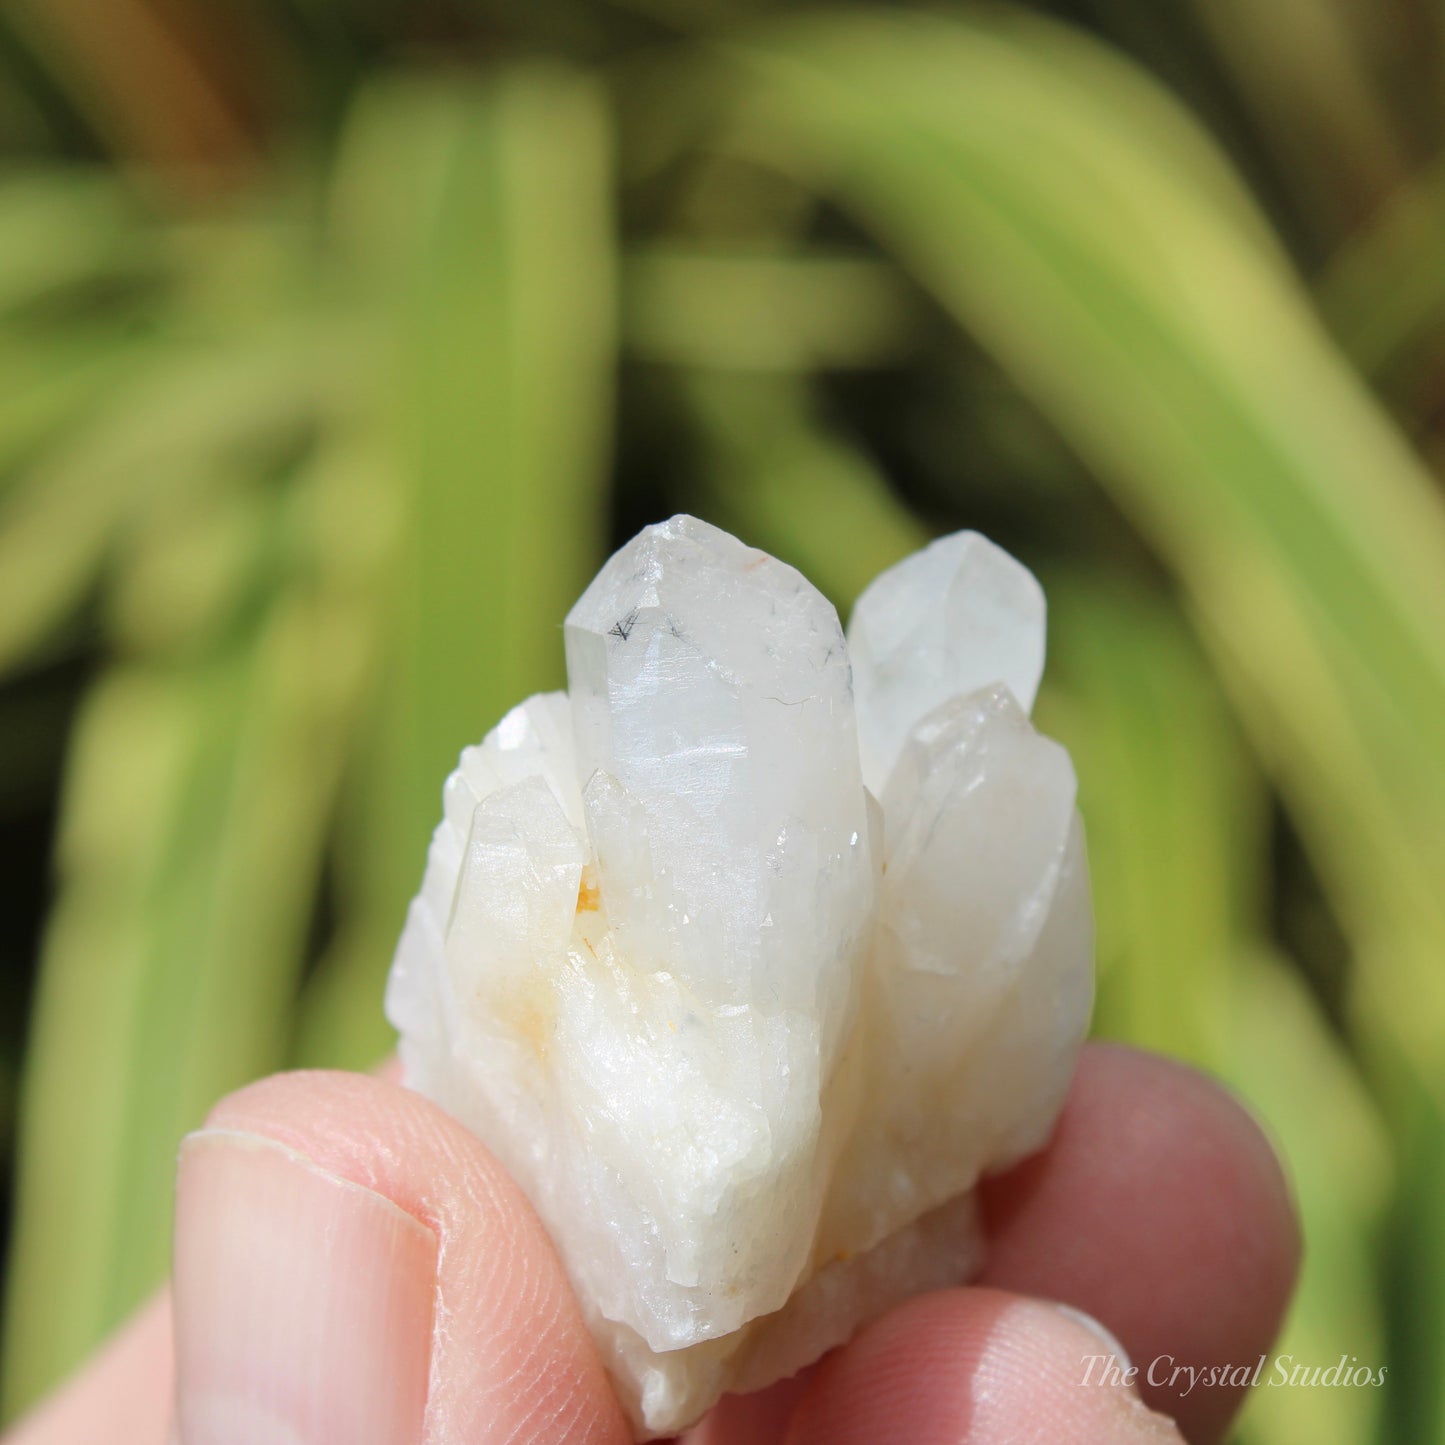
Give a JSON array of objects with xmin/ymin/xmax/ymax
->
[{"xmin": 172, "ymin": 1069, "xmax": 629, "ymax": 1445}]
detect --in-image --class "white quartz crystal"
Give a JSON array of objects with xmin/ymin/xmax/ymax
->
[
  {"xmin": 386, "ymin": 515, "xmax": 1093, "ymax": 1437},
  {"xmin": 848, "ymin": 530, "xmax": 1045, "ymax": 793}
]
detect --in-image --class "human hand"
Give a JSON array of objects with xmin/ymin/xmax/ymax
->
[{"xmin": 4, "ymin": 1043, "xmax": 1298, "ymax": 1445}]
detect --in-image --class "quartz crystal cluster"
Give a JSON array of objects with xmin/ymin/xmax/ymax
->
[{"xmin": 386, "ymin": 516, "xmax": 1093, "ymax": 1436}]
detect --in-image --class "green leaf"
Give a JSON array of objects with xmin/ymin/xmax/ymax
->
[
  {"xmin": 1028, "ymin": 575, "xmax": 1387, "ymax": 1445},
  {"xmin": 1036, "ymin": 578, "xmax": 1254, "ymax": 1069},
  {"xmin": 730, "ymin": 5, "xmax": 1445, "ymax": 1101},
  {"xmin": 1035, "ymin": 578, "xmax": 1389, "ymax": 1445},
  {"xmin": 0, "ymin": 324, "xmax": 348, "ymax": 676},
  {"xmin": 624, "ymin": 246, "xmax": 915, "ymax": 370},
  {"xmin": 1229, "ymin": 948, "xmax": 1389, "ymax": 1445},
  {"xmin": 724, "ymin": 23, "xmax": 1445, "ymax": 1431},
  {"xmin": 292, "ymin": 64, "xmax": 616, "ymax": 1068},
  {"xmin": 1, "ymin": 453, "xmax": 373, "ymax": 1414},
  {"xmin": 1374, "ymin": 1063, "xmax": 1445, "ymax": 1443},
  {"xmin": 0, "ymin": 326, "xmax": 158, "ymax": 498},
  {"xmin": 0, "ymin": 170, "xmax": 151, "ymax": 318}
]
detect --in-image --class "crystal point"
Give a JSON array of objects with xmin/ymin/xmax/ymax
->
[
  {"xmin": 387, "ymin": 519, "xmax": 1092, "ymax": 1437},
  {"xmin": 564, "ymin": 515, "xmax": 874, "ymax": 1026},
  {"xmin": 848, "ymin": 530, "xmax": 1046, "ymax": 793}
]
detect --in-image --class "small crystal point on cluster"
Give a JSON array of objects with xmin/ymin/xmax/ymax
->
[{"xmin": 386, "ymin": 515, "xmax": 1094, "ymax": 1437}]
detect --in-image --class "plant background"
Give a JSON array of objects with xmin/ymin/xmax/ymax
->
[{"xmin": 1, "ymin": 2, "xmax": 1444, "ymax": 1441}]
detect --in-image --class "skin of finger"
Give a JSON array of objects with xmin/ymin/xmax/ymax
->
[
  {"xmin": 0, "ymin": 1060, "xmax": 401, "ymax": 1445},
  {"xmin": 681, "ymin": 1042, "xmax": 1298, "ymax": 1445},
  {"xmin": 978, "ymin": 1043, "xmax": 1301, "ymax": 1443},
  {"xmin": 781, "ymin": 1288, "xmax": 1182, "ymax": 1445},
  {"xmin": 0, "ymin": 1291, "xmax": 173, "ymax": 1445},
  {"xmin": 5, "ymin": 1043, "xmax": 1296, "ymax": 1445},
  {"xmin": 196, "ymin": 1069, "xmax": 631, "ymax": 1445},
  {"xmin": 679, "ymin": 1374, "xmax": 812, "ymax": 1445}
]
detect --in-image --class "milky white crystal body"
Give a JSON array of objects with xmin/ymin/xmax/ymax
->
[{"xmin": 386, "ymin": 516, "xmax": 1093, "ymax": 1436}]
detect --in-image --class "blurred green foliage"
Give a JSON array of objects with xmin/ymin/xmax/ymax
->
[{"xmin": 1, "ymin": 3, "xmax": 1443, "ymax": 1440}]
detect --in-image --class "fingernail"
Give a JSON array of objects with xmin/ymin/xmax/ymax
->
[
  {"xmin": 174, "ymin": 1129, "xmax": 436, "ymax": 1445},
  {"xmin": 1054, "ymin": 1302, "xmax": 1133, "ymax": 1371},
  {"xmin": 1049, "ymin": 1305, "xmax": 1185, "ymax": 1439}
]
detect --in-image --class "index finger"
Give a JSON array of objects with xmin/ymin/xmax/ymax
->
[
  {"xmin": 978, "ymin": 1042, "xmax": 1300, "ymax": 1440},
  {"xmin": 688, "ymin": 1042, "xmax": 1299, "ymax": 1445}
]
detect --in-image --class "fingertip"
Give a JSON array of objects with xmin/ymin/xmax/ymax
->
[
  {"xmin": 979, "ymin": 1043, "xmax": 1300, "ymax": 1441},
  {"xmin": 179, "ymin": 1069, "xmax": 630, "ymax": 1445},
  {"xmin": 682, "ymin": 1373, "xmax": 812, "ymax": 1445},
  {"xmin": 174, "ymin": 1127, "xmax": 436, "ymax": 1445},
  {"xmin": 783, "ymin": 1288, "xmax": 1183, "ymax": 1445}
]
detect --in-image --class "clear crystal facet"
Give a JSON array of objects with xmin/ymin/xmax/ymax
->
[
  {"xmin": 848, "ymin": 529, "xmax": 1046, "ymax": 793},
  {"xmin": 386, "ymin": 516, "xmax": 1093, "ymax": 1437}
]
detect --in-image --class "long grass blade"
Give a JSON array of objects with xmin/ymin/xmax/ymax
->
[
  {"xmin": 1036, "ymin": 578, "xmax": 1251, "ymax": 1068},
  {"xmin": 1, "ymin": 446, "xmax": 370, "ymax": 1414},
  {"xmin": 1037, "ymin": 577, "xmax": 1388, "ymax": 1445},
  {"xmin": 292, "ymin": 66, "xmax": 615, "ymax": 1067},
  {"xmin": 0, "ymin": 324, "xmax": 348, "ymax": 676},
  {"xmin": 625, "ymin": 246, "xmax": 915, "ymax": 370},
  {"xmin": 725, "ymin": 22, "xmax": 1445, "ymax": 1431},
  {"xmin": 731, "ymin": 4, "xmax": 1445, "ymax": 1100}
]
